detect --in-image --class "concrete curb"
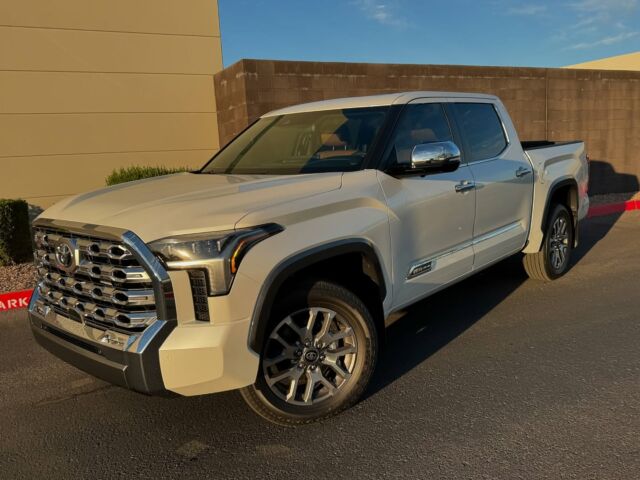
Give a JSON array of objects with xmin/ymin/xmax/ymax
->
[{"xmin": 1, "ymin": 200, "xmax": 638, "ymax": 312}]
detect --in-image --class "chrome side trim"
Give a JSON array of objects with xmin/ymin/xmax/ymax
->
[
  {"xmin": 406, "ymin": 241, "xmax": 472, "ymax": 280},
  {"xmin": 406, "ymin": 221, "xmax": 521, "ymax": 280},
  {"xmin": 473, "ymin": 221, "xmax": 521, "ymax": 245}
]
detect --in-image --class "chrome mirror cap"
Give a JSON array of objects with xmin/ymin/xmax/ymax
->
[{"xmin": 410, "ymin": 141, "xmax": 461, "ymax": 172}]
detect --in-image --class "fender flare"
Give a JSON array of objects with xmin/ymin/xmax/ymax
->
[
  {"xmin": 541, "ymin": 177, "xmax": 580, "ymax": 248},
  {"xmin": 247, "ymin": 239, "xmax": 387, "ymax": 354}
]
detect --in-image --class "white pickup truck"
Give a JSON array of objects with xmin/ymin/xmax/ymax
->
[{"xmin": 29, "ymin": 92, "xmax": 589, "ymax": 425}]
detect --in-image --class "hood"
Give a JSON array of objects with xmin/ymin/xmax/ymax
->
[{"xmin": 40, "ymin": 172, "xmax": 343, "ymax": 241}]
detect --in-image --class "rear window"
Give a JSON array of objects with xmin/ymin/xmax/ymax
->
[{"xmin": 451, "ymin": 103, "xmax": 507, "ymax": 162}]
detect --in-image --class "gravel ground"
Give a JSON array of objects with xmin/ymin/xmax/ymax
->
[{"xmin": 0, "ymin": 263, "xmax": 37, "ymax": 294}]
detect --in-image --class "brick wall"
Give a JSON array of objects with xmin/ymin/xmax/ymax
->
[{"xmin": 214, "ymin": 59, "xmax": 640, "ymax": 194}]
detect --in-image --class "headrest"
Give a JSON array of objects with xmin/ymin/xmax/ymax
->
[
  {"xmin": 410, "ymin": 128, "xmax": 437, "ymax": 143},
  {"xmin": 321, "ymin": 133, "xmax": 347, "ymax": 147}
]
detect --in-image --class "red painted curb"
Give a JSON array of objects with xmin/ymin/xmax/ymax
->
[
  {"xmin": 587, "ymin": 199, "xmax": 640, "ymax": 218},
  {"xmin": 0, "ymin": 289, "xmax": 33, "ymax": 312}
]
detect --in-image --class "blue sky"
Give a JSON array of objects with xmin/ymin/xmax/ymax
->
[{"xmin": 219, "ymin": 0, "xmax": 640, "ymax": 68}]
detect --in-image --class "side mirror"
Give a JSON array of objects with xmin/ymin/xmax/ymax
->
[{"xmin": 409, "ymin": 141, "xmax": 461, "ymax": 174}]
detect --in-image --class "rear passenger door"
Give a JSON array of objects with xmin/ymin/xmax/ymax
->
[
  {"xmin": 448, "ymin": 101, "xmax": 534, "ymax": 269},
  {"xmin": 377, "ymin": 99, "xmax": 476, "ymax": 310}
]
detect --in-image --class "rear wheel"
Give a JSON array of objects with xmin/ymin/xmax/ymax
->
[
  {"xmin": 240, "ymin": 280, "xmax": 377, "ymax": 426},
  {"xmin": 523, "ymin": 203, "xmax": 573, "ymax": 281}
]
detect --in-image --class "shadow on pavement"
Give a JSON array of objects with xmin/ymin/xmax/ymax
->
[
  {"xmin": 573, "ymin": 160, "xmax": 638, "ymax": 265},
  {"xmin": 588, "ymin": 160, "xmax": 639, "ymax": 196},
  {"xmin": 366, "ymin": 213, "xmax": 621, "ymax": 399}
]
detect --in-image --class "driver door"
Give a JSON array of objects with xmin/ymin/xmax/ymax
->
[{"xmin": 377, "ymin": 99, "xmax": 476, "ymax": 310}]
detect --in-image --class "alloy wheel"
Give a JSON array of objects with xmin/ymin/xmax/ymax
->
[
  {"xmin": 549, "ymin": 216, "xmax": 569, "ymax": 271},
  {"xmin": 262, "ymin": 307, "xmax": 357, "ymax": 406}
]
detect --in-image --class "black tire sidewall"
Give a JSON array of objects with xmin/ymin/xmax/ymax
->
[
  {"xmin": 248, "ymin": 280, "xmax": 377, "ymax": 422},
  {"xmin": 543, "ymin": 204, "xmax": 573, "ymax": 279}
]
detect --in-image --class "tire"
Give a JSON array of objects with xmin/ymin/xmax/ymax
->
[
  {"xmin": 240, "ymin": 280, "xmax": 378, "ymax": 426},
  {"xmin": 523, "ymin": 203, "xmax": 574, "ymax": 281}
]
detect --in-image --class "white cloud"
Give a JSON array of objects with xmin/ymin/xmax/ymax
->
[
  {"xmin": 566, "ymin": 30, "xmax": 639, "ymax": 49},
  {"xmin": 352, "ymin": 0, "xmax": 408, "ymax": 28},
  {"xmin": 568, "ymin": 0, "xmax": 638, "ymax": 12},
  {"xmin": 507, "ymin": 4, "xmax": 547, "ymax": 15},
  {"xmin": 561, "ymin": 0, "xmax": 639, "ymax": 49},
  {"xmin": 566, "ymin": 0, "xmax": 638, "ymax": 27}
]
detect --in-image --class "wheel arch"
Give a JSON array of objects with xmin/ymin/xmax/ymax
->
[
  {"xmin": 542, "ymin": 178, "xmax": 579, "ymax": 248},
  {"xmin": 247, "ymin": 239, "xmax": 388, "ymax": 355}
]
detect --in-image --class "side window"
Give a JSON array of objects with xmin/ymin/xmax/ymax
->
[
  {"xmin": 451, "ymin": 103, "xmax": 507, "ymax": 162},
  {"xmin": 385, "ymin": 103, "xmax": 453, "ymax": 166}
]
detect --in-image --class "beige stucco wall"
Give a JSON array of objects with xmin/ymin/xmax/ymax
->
[
  {"xmin": 567, "ymin": 51, "xmax": 640, "ymax": 71},
  {"xmin": 0, "ymin": 0, "xmax": 223, "ymax": 207}
]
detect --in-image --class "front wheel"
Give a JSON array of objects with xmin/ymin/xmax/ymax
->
[
  {"xmin": 523, "ymin": 203, "xmax": 574, "ymax": 281},
  {"xmin": 240, "ymin": 280, "xmax": 378, "ymax": 426}
]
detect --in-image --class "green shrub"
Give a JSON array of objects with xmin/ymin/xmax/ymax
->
[
  {"xmin": 0, "ymin": 199, "xmax": 32, "ymax": 266},
  {"xmin": 105, "ymin": 165, "xmax": 190, "ymax": 186}
]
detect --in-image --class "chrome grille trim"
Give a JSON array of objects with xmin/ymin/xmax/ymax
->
[
  {"xmin": 35, "ymin": 231, "xmax": 135, "ymax": 261},
  {"xmin": 35, "ymin": 249, "xmax": 150, "ymax": 284},
  {"xmin": 36, "ymin": 284, "xmax": 157, "ymax": 329},
  {"xmin": 39, "ymin": 270, "xmax": 155, "ymax": 307},
  {"xmin": 32, "ymin": 220, "xmax": 164, "ymax": 332}
]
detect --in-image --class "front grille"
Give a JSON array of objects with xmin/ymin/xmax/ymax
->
[{"xmin": 33, "ymin": 227, "xmax": 157, "ymax": 332}]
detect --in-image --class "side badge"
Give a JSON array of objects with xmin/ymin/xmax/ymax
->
[{"xmin": 407, "ymin": 260, "xmax": 435, "ymax": 280}]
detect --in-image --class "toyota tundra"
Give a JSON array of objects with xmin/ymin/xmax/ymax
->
[{"xmin": 29, "ymin": 92, "xmax": 589, "ymax": 425}]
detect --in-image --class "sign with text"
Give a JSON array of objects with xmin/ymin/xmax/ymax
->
[{"xmin": 0, "ymin": 290, "xmax": 33, "ymax": 312}]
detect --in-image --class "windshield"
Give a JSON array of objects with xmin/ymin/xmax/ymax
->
[{"xmin": 201, "ymin": 107, "xmax": 389, "ymax": 175}]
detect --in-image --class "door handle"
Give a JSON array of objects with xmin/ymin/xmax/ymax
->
[
  {"xmin": 515, "ymin": 167, "xmax": 532, "ymax": 178},
  {"xmin": 455, "ymin": 180, "xmax": 475, "ymax": 193}
]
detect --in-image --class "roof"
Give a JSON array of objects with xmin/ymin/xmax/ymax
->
[
  {"xmin": 262, "ymin": 91, "xmax": 498, "ymax": 117},
  {"xmin": 567, "ymin": 51, "xmax": 640, "ymax": 71}
]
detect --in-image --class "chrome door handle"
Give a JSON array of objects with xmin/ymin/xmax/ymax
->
[
  {"xmin": 515, "ymin": 167, "xmax": 532, "ymax": 178},
  {"xmin": 455, "ymin": 180, "xmax": 475, "ymax": 193}
]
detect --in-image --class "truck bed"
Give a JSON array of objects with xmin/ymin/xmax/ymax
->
[
  {"xmin": 521, "ymin": 140, "xmax": 582, "ymax": 151},
  {"xmin": 521, "ymin": 139, "xmax": 589, "ymax": 254}
]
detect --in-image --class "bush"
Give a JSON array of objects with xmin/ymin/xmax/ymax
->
[
  {"xmin": 105, "ymin": 165, "xmax": 190, "ymax": 186},
  {"xmin": 0, "ymin": 199, "xmax": 32, "ymax": 266}
]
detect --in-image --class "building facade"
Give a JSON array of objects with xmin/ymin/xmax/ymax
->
[
  {"xmin": 0, "ymin": 0, "xmax": 223, "ymax": 207},
  {"xmin": 568, "ymin": 51, "xmax": 640, "ymax": 71}
]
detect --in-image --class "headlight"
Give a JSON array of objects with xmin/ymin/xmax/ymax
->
[{"xmin": 148, "ymin": 224, "xmax": 283, "ymax": 295}]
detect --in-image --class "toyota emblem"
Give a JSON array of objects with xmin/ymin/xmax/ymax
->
[{"xmin": 53, "ymin": 239, "xmax": 78, "ymax": 273}]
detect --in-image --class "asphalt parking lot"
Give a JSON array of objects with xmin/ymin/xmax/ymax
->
[{"xmin": 1, "ymin": 212, "xmax": 638, "ymax": 479}]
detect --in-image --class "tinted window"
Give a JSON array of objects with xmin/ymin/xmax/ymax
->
[
  {"xmin": 201, "ymin": 107, "xmax": 388, "ymax": 175},
  {"xmin": 385, "ymin": 103, "xmax": 453, "ymax": 166},
  {"xmin": 452, "ymin": 103, "xmax": 507, "ymax": 162}
]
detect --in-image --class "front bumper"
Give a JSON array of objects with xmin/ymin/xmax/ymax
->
[
  {"xmin": 28, "ymin": 218, "xmax": 178, "ymax": 395},
  {"xmin": 29, "ymin": 288, "xmax": 173, "ymax": 394},
  {"xmin": 28, "ymin": 218, "xmax": 261, "ymax": 397}
]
